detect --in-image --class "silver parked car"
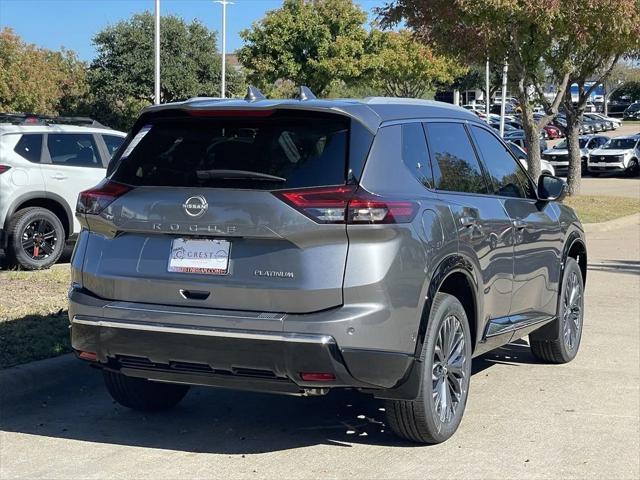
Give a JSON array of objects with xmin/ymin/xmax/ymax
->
[{"xmin": 69, "ymin": 91, "xmax": 587, "ymax": 444}]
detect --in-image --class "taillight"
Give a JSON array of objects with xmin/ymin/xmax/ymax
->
[
  {"xmin": 76, "ymin": 178, "xmax": 132, "ymax": 215},
  {"xmin": 0, "ymin": 165, "xmax": 11, "ymax": 174},
  {"xmin": 274, "ymin": 186, "xmax": 418, "ymax": 224}
]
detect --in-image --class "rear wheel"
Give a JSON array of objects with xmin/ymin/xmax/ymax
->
[
  {"xmin": 7, "ymin": 207, "xmax": 65, "ymax": 270},
  {"xmin": 530, "ymin": 258, "xmax": 584, "ymax": 363},
  {"xmin": 103, "ymin": 370, "xmax": 190, "ymax": 411},
  {"xmin": 385, "ymin": 293, "xmax": 472, "ymax": 444}
]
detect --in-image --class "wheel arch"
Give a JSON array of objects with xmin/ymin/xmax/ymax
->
[
  {"xmin": 563, "ymin": 232, "xmax": 587, "ymax": 285},
  {"xmin": 4, "ymin": 191, "xmax": 73, "ymax": 240},
  {"xmin": 415, "ymin": 254, "xmax": 480, "ymax": 357}
]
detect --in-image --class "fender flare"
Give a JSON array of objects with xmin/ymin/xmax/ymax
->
[
  {"xmin": 414, "ymin": 254, "xmax": 480, "ymax": 357},
  {"xmin": 3, "ymin": 190, "xmax": 73, "ymax": 236}
]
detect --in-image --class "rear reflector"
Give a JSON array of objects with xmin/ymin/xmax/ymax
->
[
  {"xmin": 0, "ymin": 165, "xmax": 11, "ymax": 174},
  {"xmin": 77, "ymin": 178, "xmax": 132, "ymax": 215},
  {"xmin": 274, "ymin": 186, "xmax": 418, "ymax": 224},
  {"xmin": 300, "ymin": 372, "xmax": 336, "ymax": 382},
  {"xmin": 77, "ymin": 350, "xmax": 97, "ymax": 361}
]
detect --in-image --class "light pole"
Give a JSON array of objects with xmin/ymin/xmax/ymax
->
[
  {"xmin": 499, "ymin": 59, "xmax": 508, "ymax": 137},
  {"xmin": 154, "ymin": 0, "xmax": 161, "ymax": 104},
  {"xmin": 214, "ymin": 0, "xmax": 233, "ymax": 98}
]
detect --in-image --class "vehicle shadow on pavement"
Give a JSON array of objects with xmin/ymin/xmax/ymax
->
[
  {"xmin": 588, "ymin": 260, "xmax": 640, "ymax": 276},
  {"xmin": 0, "ymin": 342, "xmax": 539, "ymax": 453}
]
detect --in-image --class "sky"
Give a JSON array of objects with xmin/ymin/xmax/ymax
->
[{"xmin": 0, "ymin": 0, "xmax": 382, "ymax": 61}]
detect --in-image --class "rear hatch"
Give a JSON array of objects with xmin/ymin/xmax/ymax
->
[{"xmin": 78, "ymin": 110, "xmax": 363, "ymax": 313}]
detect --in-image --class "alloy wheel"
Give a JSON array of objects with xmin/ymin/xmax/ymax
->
[
  {"xmin": 21, "ymin": 219, "xmax": 58, "ymax": 260},
  {"xmin": 562, "ymin": 270, "xmax": 583, "ymax": 351},
  {"xmin": 432, "ymin": 315, "xmax": 468, "ymax": 424}
]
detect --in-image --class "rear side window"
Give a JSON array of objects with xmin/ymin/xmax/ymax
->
[
  {"xmin": 47, "ymin": 134, "xmax": 101, "ymax": 168},
  {"xmin": 401, "ymin": 123, "xmax": 433, "ymax": 188},
  {"xmin": 470, "ymin": 126, "xmax": 533, "ymax": 199},
  {"xmin": 103, "ymin": 135, "xmax": 125, "ymax": 157},
  {"xmin": 111, "ymin": 112, "xmax": 349, "ymax": 189},
  {"xmin": 14, "ymin": 134, "xmax": 42, "ymax": 163},
  {"xmin": 424, "ymin": 122, "xmax": 488, "ymax": 194}
]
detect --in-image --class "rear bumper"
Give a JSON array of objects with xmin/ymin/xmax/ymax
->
[{"xmin": 68, "ymin": 288, "xmax": 417, "ymax": 398}]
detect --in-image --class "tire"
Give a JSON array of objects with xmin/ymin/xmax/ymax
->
[
  {"xmin": 385, "ymin": 293, "xmax": 472, "ymax": 444},
  {"xmin": 6, "ymin": 207, "xmax": 65, "ymax": 270},
  {"xmin": 530, "ymin": 258, "xmax": 584, "ymax": 364},
  {"xmin": 626, "ymin": 159, "xmax": 640, "ymax": 178},
  {"xmin": 590, "ymin": 171, "xmax": 600, "ymax": 177},
  {"xmin": 103, "ymin": 370, "xmax": 189, "ymax": 411},
  {"xmin": 581, "ymin": 158, "xmax": 588, "ymax": 176}
]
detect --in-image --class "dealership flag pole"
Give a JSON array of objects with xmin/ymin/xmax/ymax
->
[
  {"xmin": 215, "ymin": 1, "xmax": 233, "ymax": 99},
  {"xmin": 485, "ymin": 58, "xmax": 491, "ymax": 123},
  {"xmin": 154, "ymin": 0, "xmax": 161, "ymax": 104},
  {"xmin": 499, "ymin": 59, "xmax": 508, "ymax": 137}
]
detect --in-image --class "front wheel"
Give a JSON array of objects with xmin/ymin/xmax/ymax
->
[
  {"xmin": 626, "ymin": 159, "xmax": 640, "ymax": 177},
  {"xmin": 530, "ymin": 257, "xmax": 584, "ymax": 363},
  {"xmin": 386, "ymin": 293, "xmax": 472, "ymax": 444}
]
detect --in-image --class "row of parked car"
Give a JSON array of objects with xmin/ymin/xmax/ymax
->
[{"xmin": 542, "ymin": 133, "xmax": 640, "ymax": 177}]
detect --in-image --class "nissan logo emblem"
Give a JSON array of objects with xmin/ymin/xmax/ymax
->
[{"xmin": 183, "ymin": 195, "xmax": 208, "ymax": 217}]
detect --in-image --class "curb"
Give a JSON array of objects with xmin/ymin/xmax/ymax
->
[
  {"xmin": 0, "ymin": 353, "xmax": 97, "ymax": 407},
  {"xmin": 583, "ymin": 213, "xmax": 640, "ymax": 234}
]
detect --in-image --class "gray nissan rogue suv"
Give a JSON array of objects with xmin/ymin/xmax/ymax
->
[{"xmin": 69, "ymin": 92, "xmax": 587, "ymax": 444}]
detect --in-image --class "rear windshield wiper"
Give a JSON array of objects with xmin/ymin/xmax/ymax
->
[{"xmin": 196, "ymin": 170, "xmax": 286, "ymax": 182}]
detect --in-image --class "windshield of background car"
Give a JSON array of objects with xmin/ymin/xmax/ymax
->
[
  {"xmin": 110, "ymin": 111, "xmax": 350, "ymax": 190},
  {"xmin": 602, "ymin": 138, "xmax": 638, "ymax": 150},
  {"xmin": 555, "ymin": 139, "xmax": 588, "ymax": 149}
]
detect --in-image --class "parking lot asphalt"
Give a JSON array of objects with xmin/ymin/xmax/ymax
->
[{"xmin": 1, "ymin": 219, "xmax": 638, "ymax": 479}]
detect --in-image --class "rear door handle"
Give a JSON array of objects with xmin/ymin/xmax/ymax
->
[
  {"xmin": 179, "ymin": 289, "xmax": 210, "ymax": 300},
  {"xmin": 51, "ymin": 173, "xmax": 67, "ymax": 180}
]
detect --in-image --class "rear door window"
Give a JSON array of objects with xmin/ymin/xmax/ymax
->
[
  {"xmin": 47, "ymin": 134, "xmax": 101, "ymax": 168},
  {"xmin": 111, "ymin": 112, "xmax": 349, "ymax": 189},
  {"xmin": 424, "ymin": 122, "xmax": 488, "ymax": 194},
  {"xmin": 470, "ymin": 125, "xmax": 534, "ymax": 199},
  {"xmin": 14, "ymin": 134, "xmax": 43, "ymax": 163}
]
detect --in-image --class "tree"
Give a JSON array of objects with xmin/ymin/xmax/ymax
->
[
  {"xmin": 89, "ymin": 12, "xmax": 244, "ymax": 130},
  {"xmin": 544, "ymin": 1, "xmax": 640, "ymax": 194},
  {"xmin": 379, "ymin": 1, "xmax": 572, "ymax": 181},
  {"xmin": 364, "ymin": 30, "xmax": 466, "ymax": 98},
  {"xmin": 238, "ymin": 0, "xmax": 370, "ymax": 96},
  {"xmin": 0, "ymin": 28, "xmax": 87, "ymax": 115},
  {"xmin": 603, "ymin": 63, "xmax": 640, "ymax": 114}
]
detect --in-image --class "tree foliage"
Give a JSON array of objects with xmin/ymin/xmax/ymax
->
[
  {"xmin": 0, "ymin": 28, "xmax": 87, "ymax": 115},
  {"xmin": 239, "ymin": 0, "xmax": 371, "ymax": 95},
  {"xmin": 365, "ymin": 30, "xmax": 466, "ymax": 98},
  {"xmin": 543, "ymin": 0, "xmax": 640, "ymax": 194},
  {"xmin": 89, "ymin": 12, "xmax": 244, "ymax": 129},
  {"xmin": 380, "ymin": 0, "xmax": 640, "ymax": 191}
]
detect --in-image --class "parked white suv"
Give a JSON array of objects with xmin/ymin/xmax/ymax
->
[
  {"xmin": 587, "ymin": 134, "xmax": 640, "ymax": 177},
  {"xmin": 0, "ymin": 114, "xmax": 126, "ymax": 269}
]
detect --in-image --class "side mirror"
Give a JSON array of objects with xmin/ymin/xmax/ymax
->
[{"xmin": 537, "ymin": 174, "xmax": 567, "ymax": 202}]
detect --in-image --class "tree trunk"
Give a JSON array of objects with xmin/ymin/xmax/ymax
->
[
  {"xmin": 564, "ymin": 108, "xmax": 582, "ymax": 196},
  {"xmin": 516, "ymin": 84, "xmax": 542, "ymax": 181}
]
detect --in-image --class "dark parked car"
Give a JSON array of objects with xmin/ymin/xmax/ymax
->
[
  {"xmin": 69, "ymin": 92, "xmax": 587, "ymax": 444},
  {"xmin": 623, "ymin": 103, "xmax": 640, "ymax": 120}
]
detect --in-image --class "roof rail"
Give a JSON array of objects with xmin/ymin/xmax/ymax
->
[
  {"xmin": 245, "ymin": 86, "xmax": 266, "ymax": 102},
  {"xmin": 0, "ymin": 113, "xmax": 109, "ymax": 129},
  {"xmin": 296, "ymin": 86, "xmax": 316, "ymax": 101}
]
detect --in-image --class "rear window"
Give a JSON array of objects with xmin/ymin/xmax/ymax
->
[
  {"xmin": 103, "ymin": 134, "xmax": 125, "ymax": 157},
  {"xmin": 110, "ymin": 112, "xmax": 349, "ymax": 189}
]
